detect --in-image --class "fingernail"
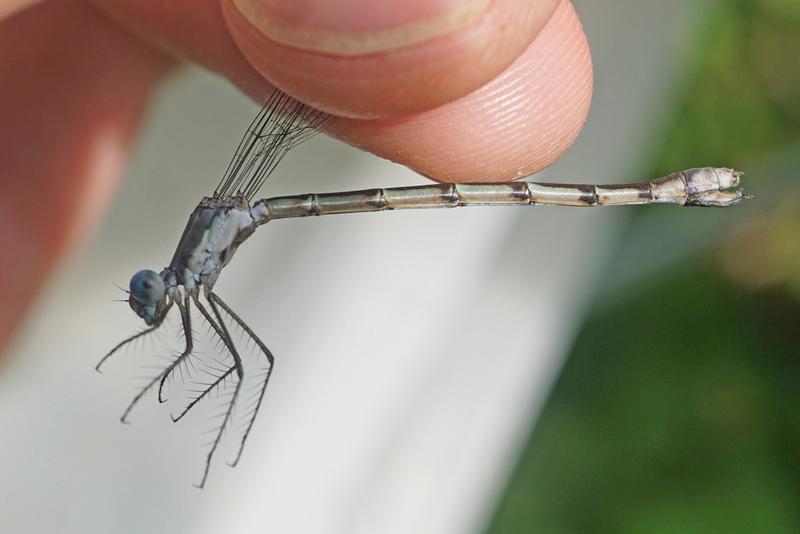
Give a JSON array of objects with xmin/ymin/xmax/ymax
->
[{"xmin": 231, "ymin": 0, "xmax": 491, "ymax": 56}]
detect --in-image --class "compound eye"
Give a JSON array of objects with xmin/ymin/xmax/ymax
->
[{"xmin": 129, "ymin": 269, "xmax": 165, "ymax": 306}]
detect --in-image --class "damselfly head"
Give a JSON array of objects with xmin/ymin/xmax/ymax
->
[{"xmin": 128, "ymin": 269, "xmax": 166, "ymax": 325}]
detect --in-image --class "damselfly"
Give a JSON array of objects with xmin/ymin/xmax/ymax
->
[{"xmin": 97, "ymin": 90, "xmax": 746, "ymax": 488}]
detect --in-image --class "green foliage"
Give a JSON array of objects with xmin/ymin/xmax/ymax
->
[
  {"xmin": 490, "ymin": 266, "xmax": 800, "ymax": 533},
  {"xmin": 653, "ymin": 0, "xmax": 800, "ymax": 174},
  {"xmin": 488, "ymin": 1, "xmax": 800, "ymax": 532}
]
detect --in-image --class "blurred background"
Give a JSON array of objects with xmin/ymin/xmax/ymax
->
[
  {"xmin": 1, "ymin": 1, "xmax": 798, "ymax": 533},
  {"xmin": 490, "ymin": 0, "xmax": 800, "ymax": 532}
]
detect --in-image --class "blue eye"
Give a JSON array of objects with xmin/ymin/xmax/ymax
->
[
  {"xmin": 129, "ymin": 270, "xmax": 165, "ymax": 307},
  {"xmin": 129, "ymin": 270, "xmax": 165, "ymax": 324}
]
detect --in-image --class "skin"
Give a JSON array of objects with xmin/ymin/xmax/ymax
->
[{"xmin": 0, "ymin": 0, "xmax": 593, "ymax": 356}]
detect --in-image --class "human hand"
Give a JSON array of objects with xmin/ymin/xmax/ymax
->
[{"xmin": 0, "ymin": 0, "xmax": 592, "ymax": 353}]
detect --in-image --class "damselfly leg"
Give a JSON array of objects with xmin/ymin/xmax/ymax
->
[
  {"xmin": 119, "ymin": 296, "xmax": 193, "ymax": 424},
  {"xmin": 208, "ymin": 292, "xmax": 274, "ymax": 468},
  {"xmin": 95, "ymin": 301, "xmax": 174, "ymax": 373}
]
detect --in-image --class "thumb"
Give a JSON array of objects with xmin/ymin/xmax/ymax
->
[{"xmin": 223, "ymin": 0, "xmax": 561, "ymax": 118}]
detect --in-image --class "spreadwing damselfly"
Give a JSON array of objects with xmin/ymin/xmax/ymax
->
[{"xmin": 97, "ymin": 90, "xmax": 746, "ymax": 488}]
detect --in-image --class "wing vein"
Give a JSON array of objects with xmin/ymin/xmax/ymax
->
[{"xmin": 214, "ymin": 91, "xmax": 334, "ymax": 201}]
